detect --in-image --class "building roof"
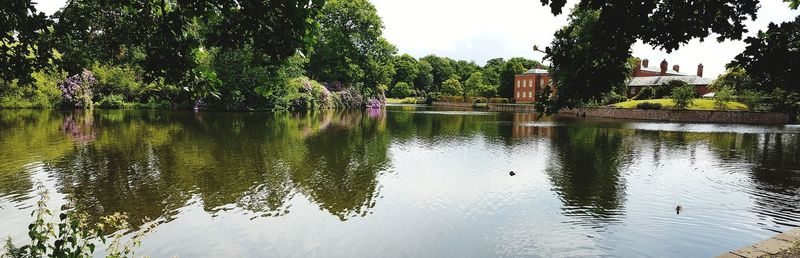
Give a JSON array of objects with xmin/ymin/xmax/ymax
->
[
  {"xmin": 523, "ymin": 68, "xmax": 549, "ymax": 75},
  {"xmin": 628, "ymin": 75, "xmax": 712, "ymax": 86},
  {"xmin": 639, "ymin": 66, "xmax": 684, "ymax": 76}
]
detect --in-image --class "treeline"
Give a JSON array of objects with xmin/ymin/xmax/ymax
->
[{"xmin": 0, "ymin": 0, "xmax": 540, "ymax": 111}]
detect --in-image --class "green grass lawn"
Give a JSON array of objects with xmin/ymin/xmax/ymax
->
[
  {"xmin": 385, "ymin": 97, "xmax": 418, "ymax": 104},
  {"xmin": 612, "ymin": 99, "xmax": 749, "ymax": 110}
]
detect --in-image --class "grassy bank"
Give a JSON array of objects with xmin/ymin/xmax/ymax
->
[
  {"xmin": 385, "ymin": 97, "xmax": 419, "ymax": 104},
  {"xmin": 612, "ymin": 99, "xmax": 749, "ymax": 110}
]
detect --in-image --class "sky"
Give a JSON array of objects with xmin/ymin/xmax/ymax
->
[{"xmin": 35, "ymin": 0, "xmax": 800, "ymax": 78}]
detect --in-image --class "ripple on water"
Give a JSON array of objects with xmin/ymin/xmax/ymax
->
[{"xmin": 623, "ymin": 122, "xmax": 800, "ymax": 134}]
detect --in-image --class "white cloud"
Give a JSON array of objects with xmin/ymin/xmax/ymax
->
[
  {"xmin": 33, "ymin": 0, "xmax": 66, "ymax": 15},
  {"xmin": 36, "ymin": 0, "xmax": 800, "ymax": 77}
]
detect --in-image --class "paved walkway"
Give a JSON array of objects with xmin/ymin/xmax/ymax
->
[{"xmin": 717, "ymin": 228, "xmax": 800, "ymax": 258}]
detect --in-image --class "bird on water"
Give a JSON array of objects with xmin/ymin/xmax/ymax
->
[
  {"xmin": 676, "ymin": 205, "xmax": 682, "ymax": 215},
  {"xmin": 509, "ymin": 171, "xmax": 516, "ymax": 176}
]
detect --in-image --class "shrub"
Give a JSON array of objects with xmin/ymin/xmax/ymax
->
[
  {"xmin": 670, "ymin": 82, "xmax": 696, "ymax": 109},
  {"xmin": 58, "ymin": 70, "xmax": 97, "ymax": 109},
  {"xmin": 441, "ymin": 78, "xmax": 463, "ymax": 96},
  {"xmin": 97, "ymin": 94, "xmax": 128, "ymax": 109},
  {"xmin": 0, "ymin": 70, "xmax": 64, "ymax": 108},
  {"xmin": 391, "ymin": 82, "xmax": 413, "ymax": 98},
  {"xmin": 635, "ymin": 102, "xmax": 663, "ymax": 110},
  {"xmin": 488, "ymin": 97, "xmax": 509, "ymax": 104},
  {"xmin": 426, "ymin": 92, "xmax": 443, "ymax": 104},
  {"xmin": 739, "ymin": 89, "xmax": 764, "ymax": 111},
  {"xmin": 714, "ymin": 86, "xmax": 735, "ymax": 110},
  {"xmin": 769, "ymin": 88, "xmax": 800, "ymax": 112},
  {"xmin": 285, "ymin": 77, "xmax": 333, "ymax": 110},
  {"xmin": 90, "ymin": 63, "xmax": 145, "ymax": 102},
  {"xmin": 655, "ymin": 82, "xmax": 679, "ymax": 98},
  {"xmin": 439, "ymin": 96, "xmax": 465, "ymax": 103},
  {"xmin": 471, "ymin": 97, "xmax": 487, "ymax": 103},
  {"xmin": 473, "ymin": 84, "xmax": 498, "ymax": 98},
  {"xmin": 330, "ymin": 86, "xmax": 365, "ymax": 109},
  {"xmin": 600, "ymin": 91, "xmax": 627, "ymax": 105},
  {"xmin": 633, "ymin": 87, "xmax": 655, "ymax": 100}
]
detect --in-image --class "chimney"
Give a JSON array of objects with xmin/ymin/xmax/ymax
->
[
  {"xmin": 672, "ymin": 65, "xmax": 680, "ymax": 73},
  {"xmin": 660, "ymin": 59, "xmax": 668, "ymax": 76},
  {"xmin": 697, "ymin": 64, "xmax": 704, "ymax": 77},
  {"xmin": 636, "ymin": 60, "xmax": 642, "ymax": 70},
  {"xmin": 642, "ymin": 59, "xmax": 649, "ymax": 68}
]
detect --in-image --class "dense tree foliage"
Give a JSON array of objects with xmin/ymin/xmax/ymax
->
[
  {"xmin": 391, "ymin": 54, "xmax": 419, "ymax": 88},
  {"xmin": 729, "ymin": 16, "xmax": 800, "ymax": 94},
  {"xmin": 414, "ymin": 60, "xmax": 434, "ymax": 93},
  {"xmin": 0, "ymin": 1, "xmax": 52, "ymax": 85},
  {"xmin": 441, "ymin": 78, "xmax": 463, "ymax": 96},
  {"xmin": 308, "ymin": 0, "xmax": 396, "ymax": 94},
  {"xmin": 711, "ymin": 67, "xmax": 754, "ymax": 92},
  {"xmin": 420, "ymin": 55, "xmax": 457, "ymax": 90},
  {"xmin": 2, "ymin": 0, "xmax": 330, "ymax": 110}
]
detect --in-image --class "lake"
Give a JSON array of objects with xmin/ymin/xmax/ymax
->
[{"xmin": 1, "ymin": 106, "xmax": 799, "ymax": 257}]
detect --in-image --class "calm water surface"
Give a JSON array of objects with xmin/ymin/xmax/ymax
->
[{"xmin": 1, "ymin": 106, "xmax": 799, "ymax": 257}]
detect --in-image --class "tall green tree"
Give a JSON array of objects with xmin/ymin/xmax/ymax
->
[
  {"xmin": 392, "ymin": 54, "xmax": 419, "ymax": 87},
  {"xmin": 454, "ymin": 60, "xmax": 481, "ymax": 84},
  {"xmin": 464, "ymin": 72, "xmax": 485, "ymax": 97},
  {"xmin": 441, "ymin": 78, "xmax": 463, "ymax": 96},
  {"xmin": 420, "ymin": 55, "xmax": 456, "ymax": 90},
  {"xmin": 540, "ymin": 8, "xmax": 632, "ymax": 114},
  {"xmin": 308, "ymin": 0, "xmax": 397, "ymax": 93},
  {"xmin": 482, "ymin": 58, "xmax": 506, "ymax": 86},
  {"xmin": 414, "ymin": 60, "xmax": 434, "ymax": 93}
]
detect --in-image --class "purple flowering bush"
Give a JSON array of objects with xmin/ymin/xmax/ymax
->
[{"xmin": 58, "ymin": 70, "xmax": 97, "ymax": 109}]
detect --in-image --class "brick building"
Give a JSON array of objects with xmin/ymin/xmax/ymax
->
[
  {"xmin": 513, "ymin": 68, "xmax": 550, "ymax": 103},
  {"xmin": 627, "ymin": 59, "xmax": 712, "ymax": 98}
]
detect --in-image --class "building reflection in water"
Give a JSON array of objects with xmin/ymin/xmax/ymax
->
[{"xmin": 511, "ymin": 112, "xmax": 554, "ymax": 139}]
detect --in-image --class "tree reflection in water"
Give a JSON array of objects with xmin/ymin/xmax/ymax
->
[
  {"xmin": 37, "ymin": 109, "xmax": 391, "ymax": 226},
  {"xmin": 545, "ymin": 125, "xmax": 631, "ymax": 224}
]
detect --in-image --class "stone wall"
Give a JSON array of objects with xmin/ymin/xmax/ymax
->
[
  {"xmin": 434, "ymin": 103, "xmax": 793, "ymax": 124},
  {"xmin": 558, "ymin": 107, "xmax": 793, "ymax": 124}
]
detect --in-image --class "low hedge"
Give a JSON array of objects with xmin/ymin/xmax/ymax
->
[
  {"xmin": 635, "ymin": 102, "xmax": 663, "ymax": 110},
  {"xmin": 488, "ymin": 98, "xmax": 509, "ymax": 104}
]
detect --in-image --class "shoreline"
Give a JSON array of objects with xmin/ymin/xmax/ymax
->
[
  {"xmin": 429, "ymin": 102, "xmax": 795, "ymax": 124},
  {"xmin": 717, "ymin": 228, "xmax": 800, "ymax": 258}
]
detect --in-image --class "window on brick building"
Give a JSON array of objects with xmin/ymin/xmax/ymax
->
[
  {"xmin": 516, "ymin": 80, "xmax": 519, "ymax": 88},
  {"xmin": 516, "ymin": 92, "xmax": 520, "ymax": 98}
]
